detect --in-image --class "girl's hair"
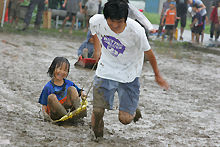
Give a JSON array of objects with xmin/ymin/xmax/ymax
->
[
  {"xmin": 47, "ymin": 57, "xmax": 70, "ymax": 78},
  {"xmin": 104, "ymin": 0, "xmax": 129, "ymax": 22}
]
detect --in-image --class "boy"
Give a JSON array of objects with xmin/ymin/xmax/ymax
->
[
  {"xmin": 189, "ymin": 3, "xmax": 203, "ymax": 44},
  {"xmin": 10, "ymin": 0, "xmax": 23, "ymax": 28},
  {"xmin": 161, "ymin": 1, "xmax": 178, "ymax": 44},
  {"xmin": 83, "ymin": 0, "xmax": 101, "ymax": 32},
  {"xmin": 59, "ymin": 0, "xmax": 83, "ymax": 34},
  {"xmin": 89, "ymin": 0, "xmax": 169, "ymax": 139},
  {"xmin": 157, "ymin": 0, "xmax": 171, "ymax": 37},
  {"xmin": 185, "ymin": 0, "xmax": 207, "ymax": 44}
]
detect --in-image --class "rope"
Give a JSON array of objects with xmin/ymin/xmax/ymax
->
[{"xmin": 67, "ymin": 62, "xmax": 97, "ymax": 115}]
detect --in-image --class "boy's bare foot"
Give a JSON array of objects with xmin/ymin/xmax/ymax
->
[
  {"xmin": 59, "ymin": 29, "xmax": 62, "ymax": 33},
  {"xmin": 69, "ymin": 30, "xmax": 72, "ymax": 34},
  {"xmin": 133, "ymin": 108, "xmax": 142, "ymax": 123}
]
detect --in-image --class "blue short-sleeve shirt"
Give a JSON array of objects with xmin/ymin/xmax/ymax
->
[{"xmin": 38, "ymin": 79, "xmax": 81, "ymax": 105}]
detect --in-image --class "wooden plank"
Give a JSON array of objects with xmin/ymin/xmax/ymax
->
[{"xmin": 43, "ymin": 11, "xmax": 51, "ymax": 29}]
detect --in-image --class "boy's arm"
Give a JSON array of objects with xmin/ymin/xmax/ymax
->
[
  {"xmin": 92, "ymin": 34, "xmax": 101, "ymax": 63},
  {"xmin": 144, "ymin": 50, "xmax": 169, "ymax": 90},
  {"xmin": 191, "ymin": 18, "xmax": 198, "ymax": 26}
]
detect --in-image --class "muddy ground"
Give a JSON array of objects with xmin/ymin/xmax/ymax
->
[{"xmin": 0, "ymin": 32, "xmax": 220, "ymax": 146}]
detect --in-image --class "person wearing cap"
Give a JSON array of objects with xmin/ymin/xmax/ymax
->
[
  {"xmin": 157, "ymin": 0, "xmax": 171, "ymax": 38},
  {"xmin": 161, "ymin": 1, "xmax": 180, "ymax": 44}
]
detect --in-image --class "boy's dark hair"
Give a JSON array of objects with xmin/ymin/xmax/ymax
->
[
  {"xmin": 104, "ymin": 0, "xmax": 129, "ymax": 22},
  {"xmin": 47, "ymin": 57, "xmax": 70, "ymax": 78},
  {"xmin": 192, "ymin": 3, "xmax": 199, "ymax": 8}
]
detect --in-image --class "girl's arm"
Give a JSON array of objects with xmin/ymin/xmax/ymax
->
[
  {"xmin": 42, "ymin": 105, "xmax": 52, "ymax": 121},
  {"xmin": 42, "ymin": 105, "xmax": 48, "ymax": 116}
]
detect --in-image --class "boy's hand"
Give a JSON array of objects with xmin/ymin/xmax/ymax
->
[
  {"xmin": 176, "ymin": 17, "xmax": 181, "ymax": 20},
  {"xmin": 155, "ymin": 73, "xmax": 169, "ymax": 90},
  {"xmin": 161, "ymin": 22, "xmax": 164, "ymax": 26}
]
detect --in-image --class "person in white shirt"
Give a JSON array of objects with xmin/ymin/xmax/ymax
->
[
  {"xmin": 89, "ymin": 0, "xmax": 169, "ymax": 140},
  {"xmin": 83, "ymin": 0, "xmax": 101, "ymax": 32}
]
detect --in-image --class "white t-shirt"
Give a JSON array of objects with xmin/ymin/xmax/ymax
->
[
  {"xmin": 89, "ymin": 14, "xmax": 151, "ymax": 83},
  {"xmin": 85, "ymin": 0, "xmax": 100, "ymax": 16},
  {"xmin": 128, "ymin": 3, "xmax": 153, "ymax": 31}
]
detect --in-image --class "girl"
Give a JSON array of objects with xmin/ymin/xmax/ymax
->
[{"xmin": 38, "ymin": 57, "xmax": 86, "ymax": 121}]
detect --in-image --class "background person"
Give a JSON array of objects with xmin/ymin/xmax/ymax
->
[
  {"xmin": 174, "ymin": 0, "xmax": 188, "ymax": 40},
  {"xmin": 157, "ymin": 0, "xmax": 171, "ymax": 37},
  {"xmin": 10, "ymin": 0, "xmax": 23, "ymax": 28},
  {"xmin": 21, "ymin": 0, "xmax": 48, "ymax": 31},
  {"xmin": 59, "ymin": 0, "xmax": 83, "ymax": 34},
  {"xmin": 38, "ymin": 57, "xmax": 86, "ymax": 121},
  {"xmin": 77, "ymin": 30, "xmax": 94, "ymax": 59}
]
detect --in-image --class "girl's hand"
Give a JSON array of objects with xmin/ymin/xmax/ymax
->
[
  {"xmin": 43, "ymin": 114, "xmax": 52, "ymax": 122},
  {"xmin": 81, "ymin": 91, "xmax": 87, "ymax": 98}
]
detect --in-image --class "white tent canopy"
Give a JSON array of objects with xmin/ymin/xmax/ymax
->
[{"xmin": 1, "ymin": 0, "xmax": 8, "ymax": 27}]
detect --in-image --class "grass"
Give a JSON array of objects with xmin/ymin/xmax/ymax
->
[
  {"xmin": 144, "ymin": 12, "xmax": 210, "ymax": 34},
  {"xmin": 0, "ymin": 22, "xmax": 88, "ymax": 40}
]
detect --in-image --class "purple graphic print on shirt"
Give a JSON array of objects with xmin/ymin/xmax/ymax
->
[{"xmin": 101, "ymin": 35, "xmax": 125, "ymax": 57}]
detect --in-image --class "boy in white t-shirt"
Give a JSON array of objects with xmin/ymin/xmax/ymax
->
[
  {"xmin": 83, "ymin": 0, "xmax": 101, "ymax": 32},
  {"xmin": 89, "ymin": 0, "xmax": 169, "ymax": 140}
]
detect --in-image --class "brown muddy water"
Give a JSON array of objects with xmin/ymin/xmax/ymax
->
[{"xmin": 0, "ymin": 33, "xmax": 220, "ymax": 146}]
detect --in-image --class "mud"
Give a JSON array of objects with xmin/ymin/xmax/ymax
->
[{"xmin": 0, "ymin": 33, "xmax": 220, "ymax": 146}]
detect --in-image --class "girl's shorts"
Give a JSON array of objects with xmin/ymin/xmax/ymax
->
[{"xmin": 93, "ymin": 75, "xmax": 140, "ymax": 115}]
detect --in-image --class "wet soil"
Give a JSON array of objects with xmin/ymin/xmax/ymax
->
[{"xmin": 0, "ymin": 32, "xmax": 220, "ymax": 146}]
